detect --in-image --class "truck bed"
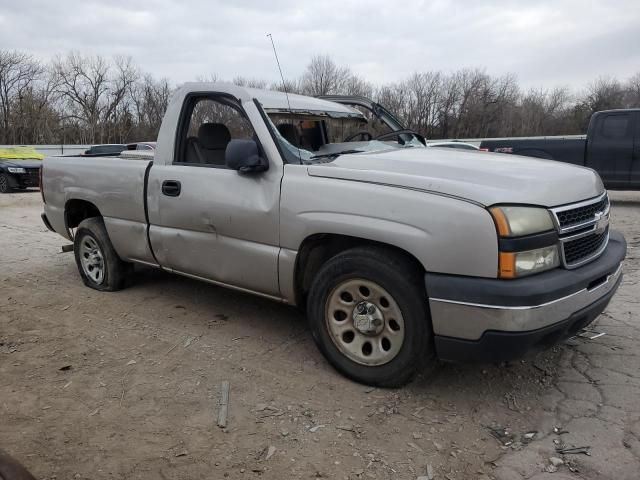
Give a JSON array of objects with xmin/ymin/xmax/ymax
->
[
  {"xmin": 42, "ymin": 155, "xmax": 154, "ymax": 263},
  {"xmin": 480, "ymin": 137, "xmax": 587, "ymax": 166}
]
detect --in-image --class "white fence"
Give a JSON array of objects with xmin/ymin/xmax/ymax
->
[{"xmin": 0, "ymin": 145, "xmax": 90, "ymax": 157}]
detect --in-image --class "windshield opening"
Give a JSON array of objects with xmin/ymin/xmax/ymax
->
[{"xmin": 266, "ymin": 110, "xmax": 424, "ymax": 164}]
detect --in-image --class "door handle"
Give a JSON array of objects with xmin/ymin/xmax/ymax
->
[{"xmin": 161, "ymin": 180, "xmax": 181, "ymax": 197}]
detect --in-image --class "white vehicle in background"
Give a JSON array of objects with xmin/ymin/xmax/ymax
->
[{"xmin": 428, "ymin": 141, "xmax": 480, "ymax": 151}]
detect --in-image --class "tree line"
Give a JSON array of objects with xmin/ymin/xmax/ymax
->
[{"xmin": 1, "ymin": 50, "xmax": 639, "ymax": 145}]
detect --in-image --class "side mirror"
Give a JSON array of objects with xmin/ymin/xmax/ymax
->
[{"xmin": 225, "ymin": 139, "xmax": 268, "ymax": 173}]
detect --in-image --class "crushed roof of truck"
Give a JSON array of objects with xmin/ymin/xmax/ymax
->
[
  {"xmin": 180, "ymin": 82, "xmax": 364, "ymax": 119},
  {"xmin": 247, "ymin": 88, "xmax": 364, "ymax": 118}
]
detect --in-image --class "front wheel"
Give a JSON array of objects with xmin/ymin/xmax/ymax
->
[
  {"xmin": 306, "ymin": 246, "xmax": 434, "ymax": 387},
  {"xmin": 74, "ymin": 217, "xmax": 132, "ymax": 291},
  {"xmin": 0, "ymin": 174, "xmax": 12, "ymax": 193}
]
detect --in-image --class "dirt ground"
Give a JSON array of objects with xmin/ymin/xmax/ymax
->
[{"xmin": 1, "ymin": 191, "xmax": 638, "ymax": 480}]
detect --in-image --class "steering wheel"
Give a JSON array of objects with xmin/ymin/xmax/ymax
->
[{"xmin": 343, "ymin": 131, "xmax": 373, "ymax": 142}]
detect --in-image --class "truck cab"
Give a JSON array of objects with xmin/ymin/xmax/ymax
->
[{"xmin": 586, "ymin": 109, "xmax": 640, "ymax": 189}]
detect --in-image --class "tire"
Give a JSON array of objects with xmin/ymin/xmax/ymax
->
[
  {"xmin": 306, "ymin": 246, "xmax": 434, "ymax": 387},
  {"xmin": 73, "ymin": 217, "xmax": 132, "ymax": 291},
  {"xmin": 0, "ymin": 174, "xmax": 11, "ymax": 193}
]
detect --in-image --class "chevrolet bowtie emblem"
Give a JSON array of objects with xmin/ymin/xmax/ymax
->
[{"xmin": 594, "ymin": 211, "xmax": 609, "ymax": 234}]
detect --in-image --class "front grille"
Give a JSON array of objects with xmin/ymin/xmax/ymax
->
[
  {"xmin": 556, "ymin": 195, "xmax": 609, "ymax": 229},
  {"xmin": 21, "ymin": 168, "xmax": 40, "ymax": 186},
  {"xmin": 563, "ymin": 228, "xmax": 608, "ymax": 266},
  {"xmin": 552, "ymin": 193, "xmax": 610, "ymax": 268}
]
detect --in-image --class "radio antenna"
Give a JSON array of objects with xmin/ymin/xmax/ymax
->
[{"xmin": 266, "ymin": 33, "xmax": 302, "ymax": 163}]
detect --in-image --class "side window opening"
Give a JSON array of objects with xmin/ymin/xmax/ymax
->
[
  {"xmin": 599, "ymin": 114, "xmax": 629, "ymax": 140},
  {"xmin": 177, "ymin": 96, "xmax": 255, "ymax": 167}
]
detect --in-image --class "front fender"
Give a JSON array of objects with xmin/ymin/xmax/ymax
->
[{"xmin": 279, "ymin": 166, "xmax": 499, "ymax": 299}]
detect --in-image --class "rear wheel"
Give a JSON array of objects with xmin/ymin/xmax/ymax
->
[
  {"xmin": 306, "ymin": 246, "xmax": 434, "ymax": 387},
  {"xmin": 0, "ymin": 174, "xmax": 11, "ymax": 193},
  {"xmin": 74, "ymin": 217, "xmax": 132, "ymax": 291}
]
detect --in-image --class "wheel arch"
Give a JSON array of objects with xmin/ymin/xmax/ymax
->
[
  {"xmin": 292, "ymin": 233, "xmax": 426, "ymax": 308},
  {"xmin": 65, "ymin": 198, "xmax": 102, "ymax": 233}
]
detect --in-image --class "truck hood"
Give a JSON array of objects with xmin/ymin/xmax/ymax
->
[
  {"xmin": 1, "ymin": 159, "xmax": 42, "ymax": 169},
  {"xmin": 307, "ymin": 147, "xmax": 604, "ymax": 207}
]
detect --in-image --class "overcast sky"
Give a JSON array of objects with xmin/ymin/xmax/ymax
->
[{"xmin": 1, "ymin": 0, "xmax": 638, "ymax": 90}]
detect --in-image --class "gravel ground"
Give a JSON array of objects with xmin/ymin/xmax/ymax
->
[{"xmin": 1, "ymin": 190, "xmax": 638, "ymax": 480}]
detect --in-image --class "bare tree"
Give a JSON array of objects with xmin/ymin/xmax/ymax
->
[
  {"xmin": 583, "ymin": 77, "xmax": 626, "ymax": 113},
  {"xmin": 269, "ymin": 78, "xmax": 301, "ymax": 94},
  {"xmin": 130, "ymin": 75, "xmax": 171, "ymax": 140},
  {"xmin": 343, "ymin": 74, "xmax": 374, "ymax": 97},
  {"xmin": 3, "ymin": 50, "xmax": 640, "ymax": 146},
  {"xmin": 625, "ymin": 72, "xmax": 640, "ymax": 107},
  {"xmin": 0, "ymin": 50, "xmax": 43, "ymax": 143},
  {"xmin": 301, "ymin": 55, "xmax": 351, "ymax": 96},
  {"xmin": 53, "ymin": 52, "xmax": 138, "ymax": 143},
  {"xmin": 232, "ymin": 76, "xmax": 268, "ymax": 89}
]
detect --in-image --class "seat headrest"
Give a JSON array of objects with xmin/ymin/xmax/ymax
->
[
  {"xmin": 198, "ymin": 123, "xmax": 231, "ymax": 150},
  {"xmin": 277, "ymin": 123, "xmax": 300, "ymax": 146}
]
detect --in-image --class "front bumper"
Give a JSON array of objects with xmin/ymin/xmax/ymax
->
[
  {"xmin": 7, "ymin": 171, "xmax": 39, "ymax": 188},
  {"xmin": 426, "ymin": 230, "xmax": 626, "ymax": 362}
]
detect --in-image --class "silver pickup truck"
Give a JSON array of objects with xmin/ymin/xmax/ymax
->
[{"xmin": 41, "ymin": 83, "xmax": 626, "ymax": 386}]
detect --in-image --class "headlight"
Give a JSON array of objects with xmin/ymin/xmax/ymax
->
[
  {"xmin": 499, "ymin": 245, "xmax": 560, "ymax": 278},
  {"xmin": 489, "ymin": 206, "xmax": 554, "ymax": 237},
  {"xmin": 489, "ymin": 206, "xmax": 559, "ymax": 278},
  {"xmin": 7, "ymin": 167, "xmax": 26, "ymax": 174}
]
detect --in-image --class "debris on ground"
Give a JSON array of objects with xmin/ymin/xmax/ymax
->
[
  {"xmin": 504, "ymin": 392, "xmax": 520, "ymax": 411},
  {"xmin": 264, "ymin": 445, "xmax": 276, "ymax": 460},
  {"xmin": 577, "ymin": 330, "xmax": 606, "ymax": 340},
  {"xmin": 556, "ymin": 445, "xmax": 591, "ymax": 456},
  {"xmin": 217, "ymin": 380, "xmax": 230, "ymax": 428},
  {"xmin": 485, "ymin": 425, "xmax": 514, "ymax": 446},
  {"xmin": 407, "ymin": 442, "xmax": 424, "ymax": 453},
  {"xmin": 255, "ymin": 404, "xmax": 285, "ymax": 418},
  {"xmin": 426, "ymin": 463, "xmax": 435, "ymax": 479},
  {"xmin": 549, "ymin": 456, "xmax": 564, "ymax": 467}
]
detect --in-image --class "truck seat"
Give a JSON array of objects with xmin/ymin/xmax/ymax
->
[
  {"xmin": 277, "ymin": 124, "xmax": 301, "ymax": 147},
  {"xmin": 187, "ymin": 123, "xmax": 231, "ymax": 165}
]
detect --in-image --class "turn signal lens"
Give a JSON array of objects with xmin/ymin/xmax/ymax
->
[
  {"xmin": 499, "ymin": 252, "xmax": 516, "ymax": 278},
  {"xmin": 490, "ymin": 207, "xmax": 511, "ymax": 236}
]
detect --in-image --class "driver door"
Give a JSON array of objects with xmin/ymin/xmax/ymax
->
[{"xmin": 147, "ymin": 94, "xmax": 282, "ymax": 297}]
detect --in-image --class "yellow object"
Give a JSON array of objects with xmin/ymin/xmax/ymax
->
[
  {"xmin": 498, "ymin": 252, "xmax": 516, "ymax": 279},
  {"xmin": 0, "ymin": 146, "xmax": 44, "ymax": 160}
]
